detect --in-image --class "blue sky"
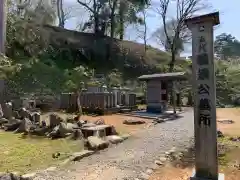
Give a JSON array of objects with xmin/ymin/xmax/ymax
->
[{"xmin": 64, "ymin": 0, "xmax": 240, "ymax": 55}]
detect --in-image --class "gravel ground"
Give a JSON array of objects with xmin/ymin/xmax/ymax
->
[{"xmin": 34, "ymin": 109, "xmax": 194, "ymax": 180}]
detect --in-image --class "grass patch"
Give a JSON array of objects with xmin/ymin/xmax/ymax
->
[{"xmin": 0, "ymin": 131, "xmax": 84, "ymax": 174}]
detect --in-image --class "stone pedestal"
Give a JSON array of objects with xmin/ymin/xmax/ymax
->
[{"xmin": 190, "ymin": 171, "xmax": 225, "ymax": 180}]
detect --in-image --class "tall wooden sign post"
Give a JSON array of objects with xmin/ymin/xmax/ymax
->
[
  {"xmin": 0, "ymin": 0, "xmax": 6, "ymax": 54},
  {"xmin": 185, "ymin": 12, "xmax": 224, "ymax": 180}
]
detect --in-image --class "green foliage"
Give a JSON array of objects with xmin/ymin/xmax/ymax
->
[{"xmin": 215, "ymin": 33, "xmax": 240, "ymax": 60}]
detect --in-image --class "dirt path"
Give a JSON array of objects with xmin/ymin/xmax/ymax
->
[{"xmin": 34, "ymin": 109, "xmax": 194, "ymax": 180}]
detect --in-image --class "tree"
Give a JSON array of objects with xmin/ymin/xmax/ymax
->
[
  {"xmin": 156, "ymin": 0, "xmax": 207, "ymax": 72},
  {"xmin": 214, "ymin": 33, "xmax": 240, "ymax": 60},
  {"xmin": 153, "ymin": 19, "xmax": 185, "ymax": 55},
  {"xmin": 156, "ymin": 0, "xmax": 207, "ymax": 114}
]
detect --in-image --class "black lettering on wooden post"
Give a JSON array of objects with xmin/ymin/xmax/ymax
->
[
  {"xmin": 199, "ymin": 111, "xmax": 211, "ymax": 126},
  {"xmin": 197, "ymin": 53, "xmax": 209, "ymax": 65},
  {"xmin": 199, "ymin": 98, "xmax": 211, "ymax": 111},
  {"xmin": 199, "ymin": 36, "xmax": 207, "ymax": 53},
  {"xmin": 198, "ymin": 68, "xmax": 209, "ymax": 80},
  {"xmin": 198, "ymin": 84, "xmax": 210, "ymax": 95}
]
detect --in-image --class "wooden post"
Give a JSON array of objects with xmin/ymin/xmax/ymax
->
[
  {"xmin": 0, "ymin": 0, "xmax": 6, "ymax": 54},
  {"xmin": 185, "ymin": 12, "xmax": 224, "ymax": 180}
]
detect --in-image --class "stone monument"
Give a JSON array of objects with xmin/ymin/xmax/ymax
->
[{"xmin": 185, "ymin": 12, "xmax": 224, "ymax": 180}]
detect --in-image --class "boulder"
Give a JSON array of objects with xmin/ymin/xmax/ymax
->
[
  {"xmin": 0, "ymin": 118, "xmax": 8, "ymax": 125},
  {"xmin": 47, "ymin": 126, "xmax": 60, "ymax": 139},
  {"xmin": 94, "ymin": 118, "xmax": 105, "ymax": 125},
  {"xmin": 30, "ymin": 127, "xmax": 50, "ymax": 136},
  {"xmin": 66, "ymin": 117, "xmax": 75, "ymax": 123},
  {"xmin": 87, "ymin": 136, "xmax": 109, "ymax": 150},
  {"xmin": 31, "ymin": 112, "xmax": 41, "ymax": 123},
  {"xmin": 19, "ymin": 108, "xmax": 31, "ymax": 119},
  {"xmin": 49, "ymin": 113, "xmax": 64, "ymax": 128},
  {"xmin": 106, "ymin": 135, "xmax": 124, "ymax": 144},
  {"xmin": 48, "ymin": 122, "xmax": 76, "ymax": 139},
  {"xmin": 13, "ymin": 111, "xmax": 20, "ymax": 119},
  {"xmin": 76, "ymin": 120, "xmax": 88, "ymax": 127},
  {"xmin": 3, "ymin": 119, "xmax": 21, "ymax": 131},
  {"xmin": 2, "ymin": 102, "xmax": 13, "ymax": 120},
  {"xmin": 58, "ymin": 122, "xmax": 77, "ymax": 137},
  {"xmin": 69, "ymin": 129, "xmax": 84, "ymax": 140},
  {"xmin": 123, "ymin": 119, "xmax": 145, "ymax": 125},
  {"xmin": 0, "ymin": 104, "xmax": 3, "ymax": 118},
  {"xmin": 82, "ymin": 123, "xmax": 96, "ymax": 128},
  {"xmin": 69, "ymin": 150, "xmax": 94, "ymax": 161},
  {"xmin": 14, "ymin": 118, "xmax": 32, "ymax": 133},
  {"xmin": 0, "ymin": 173, "xmax": 20, "ymax": 180},
  {"xmin": 111, "ymin": 126, "xmax": 118, "ymax": 135}
]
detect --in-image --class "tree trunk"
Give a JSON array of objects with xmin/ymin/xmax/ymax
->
[
  {"xmin": 169, "ymin": 50, "xmax": 176, "ymax": 114},
  {"xmin": 57, "ymin": 0, "xmax": 64, "ymax": 28},
  {"xmin": 119, "ymin": 1, "xmax": 125, "ymax": 40},
  {"xmin": 76, "ymin": 90, "xmax": 82, "ymax": 117},
  {"xmin": 143, "ymin": 10, "xmax": 147, "ymax": 52}
]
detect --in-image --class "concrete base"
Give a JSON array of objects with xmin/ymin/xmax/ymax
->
[
  {"xmin": 146, "ymin": 106, "xmax": 162, "ymax": 113},
  {"xmin": 190, "ymin": 171, "xmax": 225, "ymax": 180}
]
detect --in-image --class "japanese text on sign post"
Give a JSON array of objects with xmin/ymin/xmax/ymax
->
[{"xmin": 197, "ymin": 25, "xmax": 211, "ymax": 127}]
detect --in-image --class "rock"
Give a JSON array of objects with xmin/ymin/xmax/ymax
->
[
  {"xmin": 217, "ymin": 119, "xmax": 234, "ymax": 124},
  {"xmin": 106, "ymin": 135, "xmax": 124, "ymax": 144},
  {"xmin": 58, "ymin": 122, "xmax": 76, "ymax": 138},
  {"xmin": 45, "ymin": 166, "xmax": 57, "ymax": 172},
  {"xmin": 21, "ymin": 172, "xmax": 36, "ymax": 180},
  {"xmin": 82, "ymin": 123, "xmax": 96, "ymax": 128},
  {"xmin": 31, "ymin": 112, "xmax": 41, "ymax": 123},
  {"xmin": 30, "ymin": 127, "xmax": 49, "ymax": 136},
  {"xmin": 217, "ymin": 130, "xmax": 224, "ymax": 138},
  {"xmin": 13, "ymin": 111, "xmax": 20, "ymax": 119},
  {"xmin": 140, "ymin": 172, "xmax": 150, "ymax": 180},
  {"xmin": 49, "ymin": 113, "xmax": 63, "ymax": 128},
  {"xmin": 48, "ymin": 126, "xmax": 60, "ymax": 139},
  {"xmin": 111, "ymin": 126, "xmax": 118, "ymax": 135},
  {"xmin": 123, "ymin": 119, "xmax": 145, "ymax": 125},
  {"xmin": 66, "ymin": 117, "xmax": 75, "ymax": 123},
  {"xmin": 3, "ymin": 119, "xmax": 21, "ymax": 131},
  {"xmin": 150, "ymin": 164, "xmax": 159, "ymax": 170},
  {"xmin": 76, "ymin": 120, "xmax": 87, "ymax": 127},
  {"xmin": 94, "ymin": 118, "xmax": 105, "ymax": 125},
  {"xmin": 14, "ymin": 118, "xmax": 32, "ymax": 133},
  {"xmin": 2, "ymin": 102, "xmax": 13, "ymax": 120},
  {"xmin": 19, "ymin": 108, "xmax": 31, "ymax": 119},
  {"xmin": 155, "ymin": 160, "xmax": 163, "ymax": 166},
  {"xmin": 0, "ymin": 104, "xmax": 3, "ymax": 118},
  {"xmin": 154, "ymin": 118, "xmax": 165, "ymax": 124},
  {"xmin": 146, "ymin": 169, "xmax": 153, "ymax": 175},
  {"xmin": 69, "ymin": 129, "xmax": 83, "ymax": 140},
  {"xmin": 121, "ymin": 134, "xmax": 130, "ymax": 140},
  {"xmin": 69, "ymin": 150, "xmax": 94, "ymax": 161},
  {"xmin": 159, "ymin": 157, "xmax": 167, "ymax": 162},
  {"xmin": 87, "ymin": 136, "xmax": 109, "ymax": 150},
  {"xmin": 0, "ymin": 173, "xmax": 20, "ymax": 180},
  {"xmin": 229, "ymin": 137, "xmax": 240, "ymax": 142},
  {"xmin": 0, "ymin": 118, "xmax": 8, "ymax": 125}
]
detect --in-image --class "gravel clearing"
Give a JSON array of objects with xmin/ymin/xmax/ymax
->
[{"xmin": 34, "ymin": 109, "xmax": 194, "ymax": 180}]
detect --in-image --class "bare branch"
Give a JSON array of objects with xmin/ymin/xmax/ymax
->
[{"xmin": 77, "ymin": 0, "xmax": 95, "ymax": 14}]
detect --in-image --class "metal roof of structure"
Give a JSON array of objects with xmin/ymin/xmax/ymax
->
[{"xmin": 138, "ymin": 72, "xmax": 187, "ymax": 81}]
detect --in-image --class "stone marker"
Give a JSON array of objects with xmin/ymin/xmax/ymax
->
[{"xmin": 185, "ymin": 12, "xmax": 224, "ymax": 180}]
